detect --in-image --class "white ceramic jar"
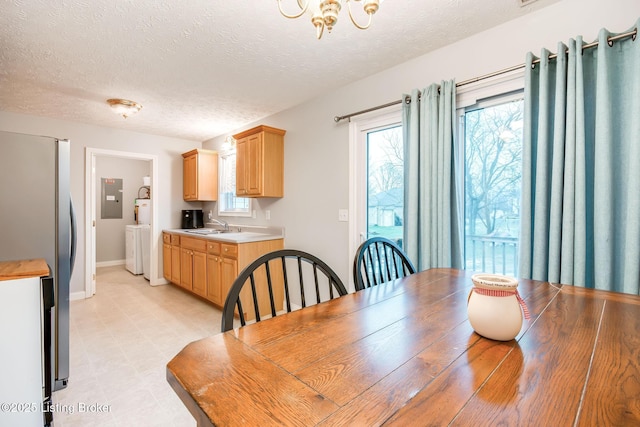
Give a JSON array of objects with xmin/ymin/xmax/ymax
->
[{"xmin": 467, "ymin": 273, "xmax": 527, "ymax": 341}]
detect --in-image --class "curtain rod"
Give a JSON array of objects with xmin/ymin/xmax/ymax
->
[{"xmin": 334, "ymin": 28, "xmax": 637, "ymax": 123}]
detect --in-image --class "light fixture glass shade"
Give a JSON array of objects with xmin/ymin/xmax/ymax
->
[{"xmin": 107, "ymin": 98, "xmax": 142, "ymax": 118}]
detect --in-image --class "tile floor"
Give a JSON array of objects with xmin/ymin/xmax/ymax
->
[{"xmin": 52, "ymin": 265, "xmax": 222, "ymax": 427}]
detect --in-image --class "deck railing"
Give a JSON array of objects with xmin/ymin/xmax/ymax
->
[{"xmin": 465, "ymin": 235, "xmax": 518, "ymax": 276}]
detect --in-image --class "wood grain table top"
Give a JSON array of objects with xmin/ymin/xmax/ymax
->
[{"xmin": 166, "ymin": 268, "xmax": 640, "ymax": 426}]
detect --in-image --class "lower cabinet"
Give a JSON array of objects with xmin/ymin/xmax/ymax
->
[
  {"xmin": 162, "ymin": 231, "xmax": 284, "ymax": 310},
  {"xmin": 171, "ymin": 236, "xmax": 181, "ymax": 284},
  {"xmin": 192, "ymin": 251, "xmax": 207, "ymax": 297},
  {"xmin": 163, "ymin": 232, "xmax": 182, "ymax": 284},
  {"xmin": 220, "ymin": 246, "xmax": 238, "ymax": 306},
  {"xmin": 163, "ymin": 242, "xmax": 172, "ymax": 280},
  {"xmin": 180, "ymin": 247, "xmax": 193, "ymax": 290},
  {"xmin": 206, "ymin": 241, "xmax": 223, "ymax": 305},
  {"xmin": 180, "ymin": 236, "xmax": 208, "ymax": 296}
]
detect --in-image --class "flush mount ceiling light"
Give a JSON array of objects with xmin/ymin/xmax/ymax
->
[
  {"xmin": 278, "ymin": 0, "xmax": 382, "ymax": 39},
  {"xmin": 107, "ymin": 98, "xmax": 142, "ymax": 119}
]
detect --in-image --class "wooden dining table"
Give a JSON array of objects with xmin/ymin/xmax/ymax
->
[{"xmin": 166, "ymin": 268, "xmax": 640, "ymax": 426}]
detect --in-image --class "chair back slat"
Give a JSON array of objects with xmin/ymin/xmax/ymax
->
[
  {"xmin": 236, "ymin": 297, "xmax": 246, "ymax": 326},
  {"xmin": 222, "ymin": 249, "xmax": 348, "ymax": 332},
  {"xmin": 248, "ymin": 273, "xmax": 260, "ymax": 323},
  {"xmin": 264, "ymin": 261, "xmax": 277, "ymax": 318},
  {"xmin": 353, "ymin": 237, "xmax": 417, "ymax": 292},
  {"xmin": 281, "ymin": 256, "xmax": 292, "ymax": 312},
  {"xmin": 313, "ymin": 263, "xmax": 321, "ymax": 304}
]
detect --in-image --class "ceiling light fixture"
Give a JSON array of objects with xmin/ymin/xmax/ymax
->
[
  {"xmin": 107, "ymin": 98, "xmax": 142, "ymax": 119},
  {"xmin": 222, "ymin": 136, "xmax": 237, "ymax": 151},
  {"xmin": 278, "ymin": 0, "xmax": 382, "ymax": 39}
]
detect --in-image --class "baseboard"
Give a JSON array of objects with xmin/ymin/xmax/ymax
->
[
  {"xmin": 150, "ymin": 277, "xmax": 169, "ymax": 287},
  {"xmin": 96, "ymin": 259, "xmax": 125, "ymax": 268},
  {"xmin": 70, "ymin": 291, "xmax": 87, "ymax": 301}
]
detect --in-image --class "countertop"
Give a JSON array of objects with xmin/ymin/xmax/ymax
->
[
  {"xmin": 164, "ymin": 225, "xmax": 284, "ymax": 244},
  {"xmin": 0, "ymin": 259, "xmax": 49, "ymax": 281}
]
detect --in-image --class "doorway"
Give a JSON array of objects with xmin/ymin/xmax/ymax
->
[
  {"xmin": 348, "ymin": 107, "xmax": 403, "ymax": 287},
  {"xmin": 85, "ymin": 148, "xmax": 159, "ymax": 297}
]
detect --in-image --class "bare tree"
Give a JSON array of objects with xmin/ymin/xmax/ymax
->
[
  {"xmin": 465, "ymin": 101, "xmax": 523, "ymax": 236},
  {"xmin": 369, "ymin": 126, "xmax": 403, "ymax": 194}
]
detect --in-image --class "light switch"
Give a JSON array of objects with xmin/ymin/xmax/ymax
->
[{"xmin": 338, "ymin": 209, "xmax": 349, "ymax": 222}]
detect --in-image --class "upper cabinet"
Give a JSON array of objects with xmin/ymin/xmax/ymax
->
[
  {"xmin": 182, "ymin": 149, "xmax": 218, "ymax": 201},
  {"xmin": 233, "ymin": 125, "xmax": 285, "ymax": 198}
]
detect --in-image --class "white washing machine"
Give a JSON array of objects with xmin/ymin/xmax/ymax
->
[{"xmin": 125, "ymin": 225, "xmax": 148, "ymax": 275}]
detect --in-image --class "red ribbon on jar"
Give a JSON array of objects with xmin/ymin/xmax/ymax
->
[{"xmin": 472, "ymin": 287, "xmax": 531, "ymax": 320}]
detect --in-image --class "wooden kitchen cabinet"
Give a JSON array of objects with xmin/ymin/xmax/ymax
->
[
  {"xmin": 162, "ymin": 232, "xmax": 182, "ymax": 285},
  {"xmin": 220, "ymin": 244, "xmax": 239, "ymax": 307},
  {"xmin": 163, "ymin": 230, "xmax": 284, "ymax": 312},
  {"xmin": 180, "ymin": 236, "xmax": 208, "ymax": 297},
  {"xmin": 206, "ymin": 243, "xmax": 239, "ymax": 307},
  {"xmin": 180, "ymin": 248, "xmax": 193, "ymax": 290},
  {"xmin": 162, "ymin": 233, "xmax": 172, "ymax": 281},
  {"xmin": 233, "ymin": 125, "xmax": 285, "ymax": 198},
  {"xmin": 182, "ymin": 149, "xmax": 218, "ymax": 201},
  {"xmin": 206, "ymin": 241, "xmax": 223, "ymax": 305},
  {"xmin": 192, "ymin": 251, "xmax": 207, "ymax": 297}
]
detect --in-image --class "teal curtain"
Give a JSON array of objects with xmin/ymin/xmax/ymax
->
[
  {"xmin": 519, "ymin": 20, "xmax": 640, "ymax": 294},
  {"xmin": 402, "ymin": 81, "xmax": 463, "ymax": 271}
]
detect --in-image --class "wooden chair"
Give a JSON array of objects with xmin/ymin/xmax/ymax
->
[
  {"xmin": 353, "ymin": 237, "xmax": 416, "ymax": 291},
  {"xmin": 221, "ymin": 249, "xmax": 348, "ymax": 332}
]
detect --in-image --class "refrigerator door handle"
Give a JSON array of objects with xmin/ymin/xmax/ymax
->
[{"xmin": 70, "ymin": 197, "xmax": 77, "ymax": 275}]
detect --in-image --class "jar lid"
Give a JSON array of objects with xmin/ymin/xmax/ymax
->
[{"xmin": 471, "ymin": 273, "xmax": 518, "ymax": 290}]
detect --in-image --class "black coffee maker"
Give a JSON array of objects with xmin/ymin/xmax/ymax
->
[{"xmin": 181, "ymin": 209, "xmax": 204, "ymax": 229}]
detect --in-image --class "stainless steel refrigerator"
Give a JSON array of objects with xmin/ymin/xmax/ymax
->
[{"xmin": 0, "ymin": 131, "xmax": 76, "ymax": 394}]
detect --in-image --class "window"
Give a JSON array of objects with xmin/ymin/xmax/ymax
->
[
  {"xmin": 459, "ymin": 91, "xmax": 524, "ymax": 275},
  {"xmin": 366, "ymin": 125, "xmax": 404, "ymax": 247},
  {"xmin": 218, "ymin": 151, "xmax": 251, "ymax": 217}
]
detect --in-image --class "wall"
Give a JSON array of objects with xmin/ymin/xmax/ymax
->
[
  {"xmin": 0, "ymin": 0, "xmax": 637, "ymax": 295},
  {"xmin": 203, "ymin": 0, "xmax": 640, "ymax": 290},
  {"xmin": 95, "ymin": 156, "xmax": 150, "ymax": 264},
  {"xmin": 0, "ymin": 112, "xmax": 198, "ymax": 296}
]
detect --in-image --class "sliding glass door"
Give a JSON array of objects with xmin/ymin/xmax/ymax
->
[
  {"xmin": 350, "ymin": 109, "xmax": 404, "ymax": 257},
  {"xmin": 460, "ymin": 92, "xmax": 524, "ymax": 275}
]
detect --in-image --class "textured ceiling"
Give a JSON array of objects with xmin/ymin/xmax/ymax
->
[{"xmin": 0, "ymin": 0, "xmax": 556, "ymax": 142}]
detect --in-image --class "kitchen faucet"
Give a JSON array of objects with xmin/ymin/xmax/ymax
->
[{"xmin": 209, "ymin": 218, "xmax": 229, "ymax": 231}]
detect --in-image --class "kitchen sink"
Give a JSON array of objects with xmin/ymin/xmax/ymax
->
[{"xmin": 184, "ymin": 229, "xmax": 228, "ymax": 235}]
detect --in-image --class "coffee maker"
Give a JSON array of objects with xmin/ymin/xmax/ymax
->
[{"xmin": 181, "ymin": 209, "xmax": 204, "ymax": 229}]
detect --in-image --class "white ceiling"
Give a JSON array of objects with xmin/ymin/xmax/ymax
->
[{"xmin": 0, "ymin": 0, "xmax": 557, "ymax": 142}]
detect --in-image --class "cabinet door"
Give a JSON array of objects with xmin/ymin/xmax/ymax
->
[
  {"xmin": 180, "ymin": 248, "xmax": 193, "ymax": 290},
  {"xmin": 163, "ymin": 243, "xmax": 172, "ymax": 281},
  {"xmin": 236, "ymin": 137, "xmax": 248, "ymax": 196},
  {"xmin": 192, "ymin": 251, "xmax": 207, "ymax": 297},
  {"xmin": 183, "ymin": 154, "xmax": 197, "ymax": 200},
  {"xmin": 171, "ymin": 245, "xmax": 181, "ymax": 284},
  {"xmin": 246, "ymin": 133, "xmax": 263, "ymax": 195},
  {"xmin": 221, "ymin": 255, "xmax": 238, "ymax": 304},
  {"xmin": 206, "ymin": 255, "xmax": 222, "ymax": 305}
]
